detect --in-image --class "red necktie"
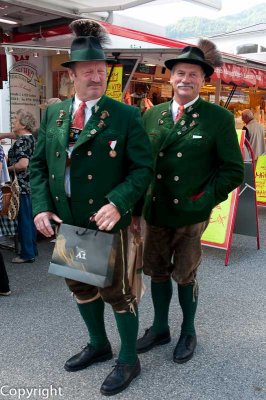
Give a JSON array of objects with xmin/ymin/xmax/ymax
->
[
  {"xmin": 71, "ymin": 101, "xmax": 86, "ymax": 130},
  {"xmin": 175, "ymin": 105, "xmax": 185, "ymax": 123}
]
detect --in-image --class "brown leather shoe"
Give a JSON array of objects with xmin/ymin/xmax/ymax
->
[
  {"xmin": 173, "ymin": 334, "xmax": 197, "ymax": 364},
  {"xmin": 136, "ymin": 327, "xmax": 171, "ymax": 354},
  {"xmin": 100, "ymin": 358, "xmax": 141, "ymax": 396},
  {"xmin": 64, "ymin": 343, "xmax": 113, "ymax": 372}
]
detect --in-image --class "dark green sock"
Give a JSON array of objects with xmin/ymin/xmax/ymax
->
[
  {"xmin": 77, "ymin": 297, "xmax": 109, "ymax": 350},
  {"xmin": 178, "ymin": 283, "xmax": 198, "ymax": 336},
  {"xmin": 151, "ymin": 279, "xmax": 173, "ymax": 334},
  {"xmin": 114, "ymin": 308, "xmax": 138, "ymax": 365}
]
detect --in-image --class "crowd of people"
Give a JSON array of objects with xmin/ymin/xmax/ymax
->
[{"xmin": 0, "ymin": 17, "xmax": 265, "ymax": 398}]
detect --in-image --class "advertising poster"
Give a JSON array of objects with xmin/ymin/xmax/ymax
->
[
  {"xmin": 255, "ymin": 154, "xmax": 266, "ymax": 206},
  {"xmin": 9, "ymin": 58, "xmax": 41, "ymax": 128},
  {"xmin": 106, "ymin": 64, "xmax": 123, "ymax": 102},
  {"xmin": 201, "ymin": 130, "xmax": 245, "ymax": 250}
]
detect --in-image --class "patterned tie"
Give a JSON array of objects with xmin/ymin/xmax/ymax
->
[
  {"xmin": 71, "ymin": 101, "xmax": 86, "ymax": 130},
  {"xmin": 175, "ymin": 105, "xmax": 185, "ymax": 123}
]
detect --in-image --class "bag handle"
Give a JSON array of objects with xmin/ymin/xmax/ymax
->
[{"xmin": 76, "ymin": 212, "xmax": 99, "ymax": 236}]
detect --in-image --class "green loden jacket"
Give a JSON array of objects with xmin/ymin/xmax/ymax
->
[
  {"xmin": 30, "ymin": 95, "xmax": 153, "ymax": 231},
  {"xmin": 143, "ymin": 97, "xmax": 244, "ymax": 228}
]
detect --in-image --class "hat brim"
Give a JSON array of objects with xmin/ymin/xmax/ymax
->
[
  {"xmin": 165, "ymin": 58, "xmax": 214, "ymax": 77},
  {"xmin": 61, "ymin": 58, "xmax": 117, "ymax": 68}
]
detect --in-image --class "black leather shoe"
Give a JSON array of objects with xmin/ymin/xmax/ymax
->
[
  {"xmin": 136, "ymin": 327, "xmax": 171, "ymax": 354},
  {"xmin": 64, "ymin": 343, "xmax": 112, "ymax": 372},
  {"xmin": 173, "ymin": 334, "xmax": 197, "ymax": 364},
  {"xmin": 100, "ymin": 358, "xmax": 141, "ymax": 396}
]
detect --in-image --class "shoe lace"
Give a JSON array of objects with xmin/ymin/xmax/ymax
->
[{"xmin": 111, "ymin": 359, "xmax": 125, "ymax": 374}]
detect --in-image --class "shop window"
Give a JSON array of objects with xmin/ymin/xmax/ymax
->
[{"xmin": 236, "ymin": 44, "xmax": 258, "ymax": 54}]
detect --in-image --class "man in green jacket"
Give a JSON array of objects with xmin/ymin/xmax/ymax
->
[
  {"xmin": 137, "ymin": 40, "xmax": 244, "ymax": 364},
  {"xmin": 30, "ymin": 19, "xmax": 152, "ymax": 396}
]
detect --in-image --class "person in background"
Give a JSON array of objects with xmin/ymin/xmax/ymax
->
[
  {"xmin": 136, "ymin": 40, "xmax": 244, "ymax": 364},
  {"xmin": 242, "ymin": 109, "xmax": 266, "ymax": 162},
  {"xmin": 30, "ymin": 19, "xmax": 152, "ymax": 396},
  {"xmin": 0, "ymin": 144, "xmax": 11, "ymax": 295},
  {"xmin": 8, "ymin": 110, "xmax": 37, "ymax": 263}
]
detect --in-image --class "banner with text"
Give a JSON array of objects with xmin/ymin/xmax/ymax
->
[
  {"xmin": 106, "ymin": 64, "xmax": 123, "ymax": 102},
  {"xmin": 9, "ymin": 58, "xmax": 41, "ymax": 128},
  {"xmin": 255, "ymin": 154, "xmax": 266, "ymax": 206}
]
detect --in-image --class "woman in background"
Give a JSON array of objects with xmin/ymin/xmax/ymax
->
[{"xmin": 8, "ymin": 110, "xmax": 37, "ymax": 263}]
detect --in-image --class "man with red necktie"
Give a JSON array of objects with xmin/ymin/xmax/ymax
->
[
  {"xmin": 30, "ymin": 19, "xmax": 152, "ymax": 396},
  {"xmin": 136, "ymin": 40, "xmax": 244, "ymax": 365}
]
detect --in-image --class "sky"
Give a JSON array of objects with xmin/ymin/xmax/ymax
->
[{"xmin": 117, "ymin": 0, "xmax": 266, "ymax": 26}]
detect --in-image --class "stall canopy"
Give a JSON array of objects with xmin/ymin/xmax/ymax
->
[{"xmin": 213, "ymin": 63, "xmax": 266, "ymax": 88}]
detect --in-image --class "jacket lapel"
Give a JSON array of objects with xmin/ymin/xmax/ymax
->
[
  {"xmin": 55, "ymin": 99, "xmax": 73, "ymax": 149},
  {"xmin": 159, "ymin": 98, "xmax": 202, "ymax": 151}
]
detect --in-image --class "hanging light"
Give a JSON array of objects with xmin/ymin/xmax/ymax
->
[
  {"xmin": 56, "ymin": 49, "xmax": 60, "ymax": 55},
  {"xmin": 33, "ymin": 52, "xmax": 39, "ymax": 58}
]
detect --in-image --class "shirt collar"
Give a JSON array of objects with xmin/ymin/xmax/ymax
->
[
  {"xmin": 172, "ymin": 95, "xmax": 199, "ymax": 116},
  {"xmin": 73, "ymin": 95, "xmax": 101, "ymax": 112}
]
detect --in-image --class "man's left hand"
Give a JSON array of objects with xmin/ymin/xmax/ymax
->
[{"xmin": 93, "ymin": 204, "xmax": 121, "ymax": 231}]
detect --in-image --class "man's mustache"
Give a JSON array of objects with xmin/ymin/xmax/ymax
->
[{"xmin": 176, "ymin": 84, "xmax": 194, "ymax": 89}]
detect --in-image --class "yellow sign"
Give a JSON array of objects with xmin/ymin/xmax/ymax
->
[
  {"xmin": 201, "ymin": 129, "xmax": 244, "ymax": 249},
  {"xmin": 201, "ymin": 191, "xmax": 237, "ymax": 248},
  {"xmin": 255, "ymin": 154, "xmax": 266, "ymax": 205},
  {"xmin": 106, "ymin": 64, "xmax": 123, "ymax": 102}
]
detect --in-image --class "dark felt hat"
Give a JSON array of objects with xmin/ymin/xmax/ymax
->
[
  {"xmin": 164, "ymin": 46, "xmax": 214, "ymax": 77},
  {"xmin": 61, "ymin": 36, "xmax": 114, "ymax": 67}
]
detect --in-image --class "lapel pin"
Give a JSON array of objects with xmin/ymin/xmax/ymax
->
[
  {"xmin": 100, "ymin": 110, "xmax": 109, "ymax": 119},
  {"xmin": 98, "ymin": 120, "xmax": 106, "ymax": 128}
]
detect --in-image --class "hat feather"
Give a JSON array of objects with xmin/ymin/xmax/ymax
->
[
  {"xmin": 69, "ymin": 19, "xmax": 110, "ymax": 45},
  {"xmin": 197, "ymin": 38, "xmax": 223, "ymax": 67}
]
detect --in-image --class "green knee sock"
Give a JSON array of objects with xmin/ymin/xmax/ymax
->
[
  {"xmin": 114, "ymin": 309, "xmax": 138, "ymax": 365},
  {"xmin": 77, "ymin": 297, "xmax": 109, "ymax": 350},
  {"xmin": 151, "ymin": 279, "xmax": 173, "ymax": 334},
  {"xmin": 178, "ymin": 283, "xmax": 198, "ymax": 336}
]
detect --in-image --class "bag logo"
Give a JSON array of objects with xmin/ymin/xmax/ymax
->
[{"xmin": 75, "ymin": 248, "xmax": 86, "ymax": 260}]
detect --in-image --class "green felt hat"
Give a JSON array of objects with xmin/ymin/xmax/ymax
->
[{"xmin": 61, "ymin": 36, "xmax": 114, "ymax": 67}]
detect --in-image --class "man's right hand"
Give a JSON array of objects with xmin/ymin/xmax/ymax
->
[{"xmin": 34, "ymin": 212, "xmax": 63, "ymax": 237}]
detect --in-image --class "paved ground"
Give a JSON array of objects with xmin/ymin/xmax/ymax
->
[{"xmin": 1, "ymin": 208, "xmax": 266, "ymax": 400}]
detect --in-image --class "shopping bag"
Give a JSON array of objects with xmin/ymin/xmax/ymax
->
[
  {"xmin": 49, "ymin": 223, "xmax": 115, "ymax": 288},
  {"xmin": 7, "ymin": 173, "xmax": 20, "ymax": 220},
  {"xmin": 127, "ymin": 232, "xmax": 146, "ymax": 303},
  {"xmin": 0, "ymin": 185, "xmax": 12, "ymax": 216}
]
